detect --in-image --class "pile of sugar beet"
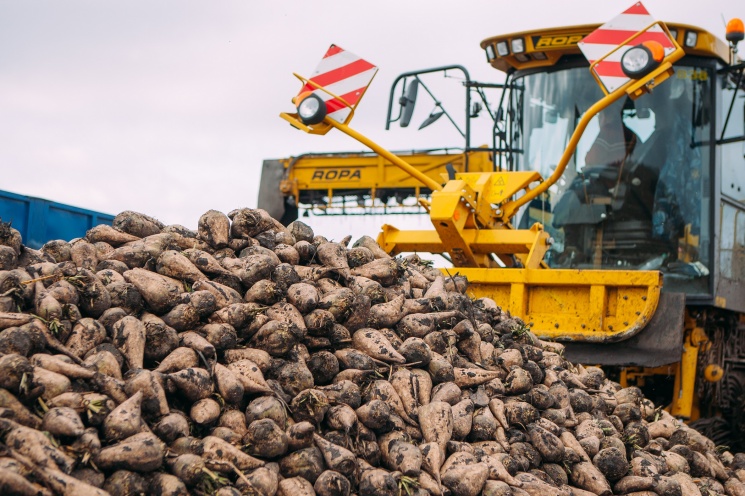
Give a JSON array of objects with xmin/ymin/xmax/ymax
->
[{"xmin": 1, "ymin": 209, "xmax": 745, "ymax": 496}]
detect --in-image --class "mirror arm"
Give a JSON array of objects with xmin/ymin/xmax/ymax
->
[
  {"xmin": 440, "ymin": 106, "xmax": 466, "ymax": 138},
  {"xmin": 388, "ymin": 77, "xmax": 408, "ymax": 124}
]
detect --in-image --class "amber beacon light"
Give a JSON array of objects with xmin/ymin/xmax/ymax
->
[{"xmin": 726, "ymin": 18, "xmax": 744, "ymax": 45}]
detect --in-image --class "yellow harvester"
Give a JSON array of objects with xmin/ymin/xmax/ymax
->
[{"xmin": 266, "ymin": 7, "xmax": 745, "ymax": 445}]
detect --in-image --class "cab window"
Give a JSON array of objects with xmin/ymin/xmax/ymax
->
[{"xmin": 720, "ymin": 67, "xmax": 745, "ymax": 204}]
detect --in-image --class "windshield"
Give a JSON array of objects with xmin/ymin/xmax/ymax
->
[{"xmin": 510, "ymin": 62, "xmax": 712, "ymax": 293}]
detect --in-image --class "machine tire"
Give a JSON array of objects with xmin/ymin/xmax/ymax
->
[{"xmin": 280, "ymin": 198, "xmax": 299, "ymax": 226}]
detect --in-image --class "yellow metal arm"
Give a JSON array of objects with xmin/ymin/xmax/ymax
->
[
  {"xmin": 323, "ymin": 119, "xmax": 443, "ymax": 193},
  {"xmin": 379, "ymin": 222, "xmax": 551, "ymax": 269},
  {"xmin": 316, "ymin": 117, "xmax": 550, "ymax": 268}
]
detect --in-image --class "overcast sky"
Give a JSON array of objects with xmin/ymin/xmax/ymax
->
[{"xmin": 1, "ymin": 1, "xmax": 741, "ymax": 242}]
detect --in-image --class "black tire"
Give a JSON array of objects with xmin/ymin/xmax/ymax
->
[{"xmin": 280, "ymin": 199, "xmax": 299, "ymax": 226}]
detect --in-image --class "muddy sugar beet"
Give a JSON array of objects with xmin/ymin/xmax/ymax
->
[{"xmin": 1, "ymin": 210, "xmax": 745, "ymax": 495}]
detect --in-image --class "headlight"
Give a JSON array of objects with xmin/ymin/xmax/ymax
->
[
  {"xmin": 297, "ymin": 93, "xmax": 326, "ymax": 125},
  {"xmin": 685, "ymin": 31, "xmax": 698, "ymax": 47},
  {"xmin": 621, "ymin": 46, "xmax": 650, "ymax": 75},
  {"xmin": 485, "ymin": 44, "xmax": 496, "ymax": 61},
  {"xmin": 496, "ymin": 41, "xmax": 509, "ymax": 56},
  {"xmin": 511, "ymin": 38, "xmax": 525, "ymax": 54},
  {"xmin": 620, "ymin": 41, "xmax": 664, "ymax": 78}
]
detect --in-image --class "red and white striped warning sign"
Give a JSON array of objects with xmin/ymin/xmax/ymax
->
[
  {"xmin": 578, "ymin": 2, "xmax": 676, "ymax": 93},
  {"xmin": 298, "ymin": 45, "xmax": 378, "ymax": 123}
]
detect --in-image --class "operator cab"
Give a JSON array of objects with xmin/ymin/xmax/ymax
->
[
  {"xmin": 514, "ymin": 61, "xmax": 708, "ymax": 273},
  {"xmin": 483, "ymin": 23, "xmax": 745, "ymax": 300}
]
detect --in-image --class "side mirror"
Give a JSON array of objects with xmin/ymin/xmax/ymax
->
[
  {"xmin": 636, "ymin": 107, "xmax": 651, "ymax": 119},
  {"xmin": 400, "ymin": 79, "xmax": 419, "ymax": 128},
  {"xmin": 419, "ymin": 110, "xmax": 444, "ymax": 130},
  {"xmin": 470, "ymin": 102, "xmax": 483, "ymax": 118},
  {"xmin": 545, "ymin": 109, "xmax": 559, "ymax": 124}
]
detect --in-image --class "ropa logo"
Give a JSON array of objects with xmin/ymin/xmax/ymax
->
[
  {"xmin": 532, "ymin": 34, "xmax": 584, "ymax": 49},
  {"xmin": 311, "ymin": 168, "xmax": 362, "ymax": 181}
]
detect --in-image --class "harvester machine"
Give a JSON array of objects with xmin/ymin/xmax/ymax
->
[{"xmin": 278, "ymin": 4, "xmax": 745, "ymax": 445}]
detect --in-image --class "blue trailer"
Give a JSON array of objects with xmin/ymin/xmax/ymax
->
[{"xmin": 0, "ymin": 189, "xmax": 114, "ymax": 249}]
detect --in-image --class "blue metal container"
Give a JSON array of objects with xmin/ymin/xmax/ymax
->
[{"xmin": 0, "ymin": 190, "xmax": 115, "ymax": 249}]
